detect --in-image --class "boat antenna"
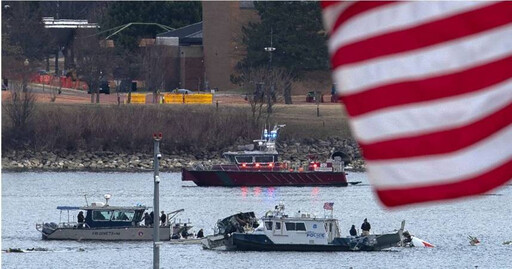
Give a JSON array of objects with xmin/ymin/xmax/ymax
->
[
  {"xmin": 84, "ymin": 194, "xmax": 89, "ymax": 206},
  {"xmin": 104, "ymin": 193, "xmax": 112, "ymax": 205}
]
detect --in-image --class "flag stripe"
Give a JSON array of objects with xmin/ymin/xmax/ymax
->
[
  {"xmin": 360, "ymin": 102, "xmax": 512, "ymax": 160},
  {"xmin": 328, "ymin": 1, "xmax": 396, "ymax": 35},
  {"xmin": 328, "ymin": 1, "xmax": 489, "ymax": 55},
  {"xmin": 376, "ymin": 158, "xmax": 512, "ymax": 207},
  {"xmin": 366, "ymin": 124, "xmax": 512, "ymax": 188},
  {"xmin": 320, "ymin": 1, "xmax": 343, "ymax": 9},
  {"xmin": 342, "ymin": 54, "xmax": 512, "ymax": 117},
  {"xmin": 351, "ymin": 78, "xmax": 512, "ymax": 143},
  {"xmin": 334, "ymin": 23, "xmax": 512, "ymax": 95},
  {"xmin": 321, "ymin": 1, "xmax": 512, "ymax": 207},
  {"xmin": 331, "ymin": 2, "xmax": 512, "ymax": 68},
  {"xmin": 321, "ymin": 2, "xmax": 354, "ymax": 33}
]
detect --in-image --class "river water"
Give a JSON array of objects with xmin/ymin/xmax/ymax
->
[{"xmin": 2, "ymin": 172, "xmax": 511, "ymax": 268}]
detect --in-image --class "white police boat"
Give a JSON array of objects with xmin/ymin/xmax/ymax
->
[
  {"xmin": 202, "ymin": 203, "xmax": 404, "ymax": 251},
  {"xmin": 36, "ymin": 194, "xmax": 192, "ymax": 241}
]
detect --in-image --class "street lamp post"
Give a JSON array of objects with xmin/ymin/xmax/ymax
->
[
  {"xmin": 23, "ymin": 59, "xmax": 30, "ymax": 92},
  {"xmin": 264, "ymin": 28, "xmax": 276, "ymax": 71},
  {"xmin": 264, "ymin": 28, "xmax": 276, "ymax": 116}
]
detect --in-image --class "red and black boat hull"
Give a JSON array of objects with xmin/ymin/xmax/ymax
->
[{"xmin": 182, "ymin": 168, "xmax": 348, "ymax": 187}]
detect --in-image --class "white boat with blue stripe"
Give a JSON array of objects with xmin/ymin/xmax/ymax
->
[{"xmin": 202, "ymin": 203, "xmax": 404, "ymax": 251}]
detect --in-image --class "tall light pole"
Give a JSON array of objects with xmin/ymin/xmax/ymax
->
[
  {"xmin": 264, "ymin": 28, "xmax": 276, "ymax": 117},
  {"xmin": 23, "ymin": 59, "xmax": 30, "ymax": 92},
  {"xmin": 152, "ymin": 132, "xmax": 162, "ymax": 269},
  {"xmin": 264, "ymin": 28, "xmax": 276, "ymax": 71}
]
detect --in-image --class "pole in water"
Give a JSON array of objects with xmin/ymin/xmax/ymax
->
[{"xmin": 152, "ymin": 132, "xmax": 163, "ymax": 269}]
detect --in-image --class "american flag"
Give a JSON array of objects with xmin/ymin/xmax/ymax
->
[
  {"xmin": 323, "ymin": 202, "xmax": 334, "ymax": 210},
  {"xmin": 321, "ymin": 2, "xmax": 512, "ymax": 207}
]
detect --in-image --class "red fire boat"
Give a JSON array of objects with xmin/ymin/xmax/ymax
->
[{"xmin": 182, "ymin": 125, "xmax": 348, "ymax": 187}]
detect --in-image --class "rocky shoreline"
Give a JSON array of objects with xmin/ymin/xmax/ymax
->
[{"xmin": 1, "ymin": 137, "xmax": 366, "ymax": 173}]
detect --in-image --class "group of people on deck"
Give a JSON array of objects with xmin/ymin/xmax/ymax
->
[
  {"xmin": 142, "ymin": 211, "xmax": 167, "ymax": 227},
  {"xmin": 75, "ymin": 210, "xmax": 204, "ymax": 239},
  {"xmin": 349, "ymin": 218, "xmax": 371, "ymax": 236}
]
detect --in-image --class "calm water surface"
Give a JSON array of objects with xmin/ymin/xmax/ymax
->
[{"xmin": 2, "ymin": 172, "xmax": 511, "ymax": 268}]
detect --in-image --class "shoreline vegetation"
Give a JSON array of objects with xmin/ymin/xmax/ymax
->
[{"xmin": 2, "ymin": 104, "xmax": 365, "ymax": 173}]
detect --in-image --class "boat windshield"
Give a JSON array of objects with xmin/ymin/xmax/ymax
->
[
  {"xmin": 255, "ymin": 156, "xmax": 274, "ymax": 163},
  {"xmin": 235, "ymin": 156, "xmax": 253, "ymax": 164},
  {"xmin": 92, "ymin": 210, "xmax": 113, "ymax": 221},
  {"xmin": 111, "ymin": 210, "xmax": 135, "ymax": 222},
  {"xmin": 91, "ymin": 210, "xmax": 135, "ymax": 222}
]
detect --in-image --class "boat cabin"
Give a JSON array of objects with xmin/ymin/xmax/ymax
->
[
  {"xmin": 256, "ymin": 205, "xmax": 341, "ymax": 245},
  {"xmin": 80, "ymin": 204, "xmax": 148, "ymax": 228},
  {"xmin": 222, "ymin": 152, "xmax": 280, "ymax": 169}
]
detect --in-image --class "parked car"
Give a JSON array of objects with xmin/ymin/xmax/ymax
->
[
  {"xmin": 88, "ymin": 81, "xmax": 110, "ymax": 94},
  {"xmin": 171, "ymin": 88, "xmax": 194, "ymax": 94},
  {"xmin": 306, "ymin": 91, "xmax": 324, "ymax": 103}
]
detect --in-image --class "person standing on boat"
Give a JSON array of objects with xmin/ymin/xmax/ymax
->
[
  {"xmin": 350, "ymin": 225, "xmax": 357, "ymax": 236},
  {"xmin": 150, "ymin": 211, "xmax": 154, "ymax": 226},
  {"xmin": 77, "ymin": 211, "xmax": 85, "ymax": 228},
  {"xmin": 143, "ymin": 212, "xmax": 152, "ymax": 227},
  {"xmin": 160, "ymin": 211, "xmax": 167, "ymax": 226},
  {"xmin": 361, "ymin": 218, "xmax": 371, "ymax": 236},
  {"xmin": 181, "ymin": 223, "xmax": 189, "ymax": 239},
  {"xmin": 197, "ymin": 229, "xmax": 204, "ymax": 238}
]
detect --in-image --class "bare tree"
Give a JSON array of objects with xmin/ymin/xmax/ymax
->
[
  {"xmin": 74, "ymin": 30, "xmax": 112, "ymax": 103},
  {"xmin": 3, "ymin": 80, "xmax": 37, "ymax": 134},
  {"xmin": 113, "ymin": 48, "xmax": 142, "ymax": 104},
  {"xmin": 240, "ymin": 67, "xmax": 266, "ymax": 127},
  {"xmin": 238, "ymin": 67, "xmax": 294, "ymax": 128},
  {"xmin": 142, "ymin": 45, "xmax": 172, "ymax": 103}
]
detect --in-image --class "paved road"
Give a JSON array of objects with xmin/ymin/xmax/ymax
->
[{"xmin": 2, "ymin": 83, "xmax": 339, "ymax": 106}]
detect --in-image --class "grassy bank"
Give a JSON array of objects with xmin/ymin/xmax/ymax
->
[{"xmin": 2, "ymin": 102, "xmax": 352, "ymax": 154}]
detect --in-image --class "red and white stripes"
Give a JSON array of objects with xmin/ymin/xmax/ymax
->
[{"xmin": 321, "ymin": 1, "xmax": 512, "ymax": 207}]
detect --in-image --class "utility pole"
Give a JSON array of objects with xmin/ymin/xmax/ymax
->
[{"xmin": 152, "ymin": 132, "xmax": 162, "ymax": 269}]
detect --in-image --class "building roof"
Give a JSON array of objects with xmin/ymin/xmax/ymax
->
[{"xmin": 157, "ymin": 21, "xmax": 202, "ymax": 46}]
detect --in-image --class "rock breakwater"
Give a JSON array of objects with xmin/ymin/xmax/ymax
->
[{"xmin": 1, "ymin": 137, "xmax": 365, "ymax": 172}]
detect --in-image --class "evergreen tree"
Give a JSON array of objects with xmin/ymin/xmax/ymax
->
[{"xmin": 240, "ymin": 1, "xmax": 329, "ymax": 76}]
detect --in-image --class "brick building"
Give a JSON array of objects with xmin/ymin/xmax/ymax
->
[
  {"xmin": 202, "ymin": 1, "xmax": 259, "ymax": 91},
  {"xmin": 156, "ymin": 22, "xmax": 205, "ymax": 90},
  {"xmin": 154, "ymin": 2, "xmax": 259, "ymax": 91}
]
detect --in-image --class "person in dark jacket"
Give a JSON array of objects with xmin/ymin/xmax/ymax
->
[
  {"xmin": 196, "ymin": 229, "xmax": 204, "ymax": 238},
  {"xmin": 77, "ymin": 211, "xmax": 85, "ymax": 228},
  {"xmin": 181, "ymin": 223, "xmax": 189, "ymax": 239},
  {"xmin": 143, "ymin": 212, "xmax": 151, "ymax": 226},
  {"xmin": 349, "ymin": 225, "xmax": 357, "ymax": 236},
  {"xmin": 160, "ymin": 211, "xmax": 167, "ymax": 226},
  {"xmin": 361, "ymin": 218, "xmax": 371, "ymax": 236}
]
